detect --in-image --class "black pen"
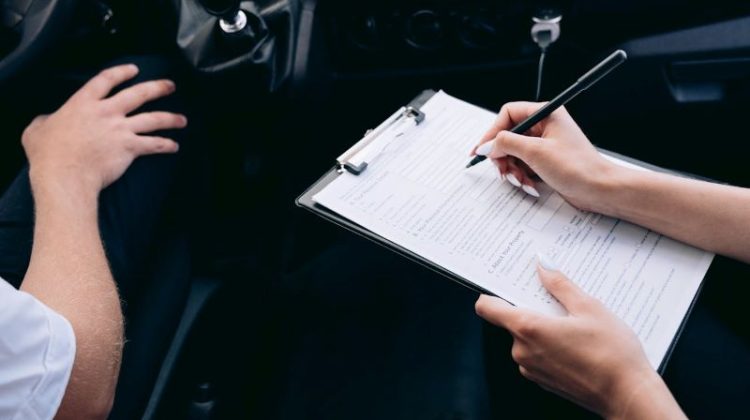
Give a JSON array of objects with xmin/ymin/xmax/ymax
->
[{"xmin": 466, "ymin": 49, "xmax": 628, "ymax": 169}]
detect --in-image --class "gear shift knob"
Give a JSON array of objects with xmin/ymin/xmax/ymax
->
[{"xmin": 199, "ymin": 0, "xmax": 248, "ymax": 33}]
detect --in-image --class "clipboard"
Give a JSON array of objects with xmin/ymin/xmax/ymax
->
[
  {"xmin": 296, "ymin": 89, "xmax": 708, "ymax": 374},
  {"xmin": 296, "ymin": 90, "xmax": 493, "ymax": 295}
]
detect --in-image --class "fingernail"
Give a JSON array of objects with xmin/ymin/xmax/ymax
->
[
  {"xmin": 475, "ymin": 142, "xmax": 493, "ymax": 156},
  {"xmin": 128, "ymin": 64, "xmax": 139, "ymax": 73},
  {"xmin": 537, "ymin": 253, "xmax": 558, "ymax": 271},
  {"xmin": 498, "ymin": 171, "xmax": 506, "ymax": 182},
  {"xmin": 506, "ymin": 173, "xmax": 522, "ymax": 188},
  {"xmin": 522, "ymin": 184, "xmax": 540, "ymax": 198}
]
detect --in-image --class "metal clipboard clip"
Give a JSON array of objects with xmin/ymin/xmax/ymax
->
[{"xmin": 336, "ymin": 106, "xmax": 426, "ymax": 175}]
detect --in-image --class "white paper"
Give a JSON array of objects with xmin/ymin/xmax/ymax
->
[{"xmin": 313, "ymin": 91, "xmax": 714, "ymax": 369}]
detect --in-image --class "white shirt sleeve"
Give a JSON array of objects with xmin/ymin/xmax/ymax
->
[{"xmin": 0, "ymin": 278, "xmax": 76, "ymax": 420}]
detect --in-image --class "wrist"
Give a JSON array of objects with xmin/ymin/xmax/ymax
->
[
  {"xmin": 605, "ymin": 368, "xmax": 657, "ymax": 418},
  {"xmin": 29, "ymin": 166, "xmax": 101, "ymax": 203},
  {"xmin": 587, "ymin": 162, "xmax": 640, "ymax": 218},
  {"xmin": 606, "ymin": 369, "xmax": 682, "ymax": 420},
  {"xmin": 29, "ymin": 167, "xmax": 100, "ymax": 209}
]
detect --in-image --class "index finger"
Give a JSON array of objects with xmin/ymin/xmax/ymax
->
[
  {"xmin": 480, "ymin": 102, "xmax": 546, "ymax": 143},
  {"xmin": 71, "ymin": 64, "xmax": 140, "ymax": 102},
  {"xmin": 475, "ymin": 294, "xmax": 538, "ymax": 332}
]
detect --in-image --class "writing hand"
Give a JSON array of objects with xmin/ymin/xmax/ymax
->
[{"xmin": 471, "ymin": 102, "xmax": 621, "ymax": 213}]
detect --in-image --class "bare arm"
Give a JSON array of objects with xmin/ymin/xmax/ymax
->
[
  {"xmin": 21, "ymin": 177, "xmax": 122, "ymax": 419},
  {"xmin": 475, "ymin": 101, "xmax": 750, "ymax": 262},
  {"xmin": 597, "ymin": 167, "xmax": 750, "ymax": 263},
  {"xmin": 17, "ymin": 64, "xmax": 187, "ymax": 419}
]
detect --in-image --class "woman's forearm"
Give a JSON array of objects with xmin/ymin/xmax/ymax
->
[{"xmin": 595, "ymin": 166, "xmax": 750, "ymax": 262}]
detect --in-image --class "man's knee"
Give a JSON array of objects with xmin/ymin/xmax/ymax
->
[{"xmin": 103, "ymin": 55, "xmax": 174, "ymax": 91}]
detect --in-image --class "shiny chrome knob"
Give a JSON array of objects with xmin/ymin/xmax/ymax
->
[{"xmin": 199, "ymin": 0, "xmax": 247, "ymax": 33}]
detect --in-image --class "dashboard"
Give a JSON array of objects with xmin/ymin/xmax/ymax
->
[{"xmin": 319, "ymin": 0, "xmax": 750, "ymax": 76}]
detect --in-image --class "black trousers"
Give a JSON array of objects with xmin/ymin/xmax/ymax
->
[
  {"xmin": 0, "ymin": 55, "xmax": 191, "ymax": 306},
  {"xmin": 274, "ymin": 238, "xmax": 490, "ymax": 420},
  {"xmin": 0, "ymin": 55, "xmax": 197, "ymax": 419},
  {"xmin": 279, "ymin": 238, "xmax": 750, "ymax": 420}
]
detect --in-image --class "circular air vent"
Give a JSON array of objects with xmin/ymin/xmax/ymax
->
[
  {"xmin": 344, "ymin": 15, "xmax": 383, "ymax": 51},
  {"xmin": 404, "ymin": 10, "xmax": 444, "ymax": 51}
]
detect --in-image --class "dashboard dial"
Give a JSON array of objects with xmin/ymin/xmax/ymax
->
[{"xmin": 404, "ymin": 10, "xmax": 444, "ymax": 50}]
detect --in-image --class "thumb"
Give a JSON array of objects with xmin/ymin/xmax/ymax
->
[
  {"xmin": 485, "ymin": 130, "xmax": 541, "ymax": 160},
  {"xmin": 536, "ymin": 256, "xmax": 587, "ymax": 313},
  {"xmin": 31, "ymin": 114, "xmax": 50, "ymax": 125},
  {"xmin": 475, "ymin": 294, "xmax": 535, "ymax": 332}
]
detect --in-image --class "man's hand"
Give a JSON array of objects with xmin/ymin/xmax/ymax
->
[
  {"xmin": 22, "ymin": 63, "xmax": 187, "ymax": 194},
  {"xmin": 475, "ymin": 262, "xmax": 684, "ymax": 419}
]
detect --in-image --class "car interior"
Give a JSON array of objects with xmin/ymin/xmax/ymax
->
[{"xmin": 3, "ymin": 0, "xmax": 750, "ymax": 418}]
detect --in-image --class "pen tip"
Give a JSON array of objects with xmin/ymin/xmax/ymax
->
[{"xmin": 465, "ymin": 162, "xmax": 473, "ymax": 169}]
